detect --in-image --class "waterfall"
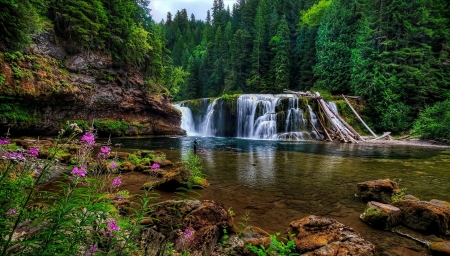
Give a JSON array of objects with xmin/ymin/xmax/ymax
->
[
  {"xmin": 174, "ymin": 104, "xmax": 196, "ymax": 135},
  {"xmin": 201, "ymin": 98, "xmax": 218, "ymax": 137},
  {"xmin": 308, "ymin": 105, "xmax": 321, "ymax": 140},
  {"xmin": 327, "ymin": 101, "xmax": 352, "ymax": 134},
  {"xmin": 237, "ymin": 94, "xmax": 281, "ymax": 139},
  {"xmin": 177, "ymin": 94, "xmax": 317, "ymax": 141}
]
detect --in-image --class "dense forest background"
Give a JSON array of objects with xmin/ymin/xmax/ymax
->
[{"xmin": 1, "ymin": 0, "xmax": 449, "ymax": 138}]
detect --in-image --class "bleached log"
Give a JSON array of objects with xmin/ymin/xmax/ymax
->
[{"xmin": 342, "ymin": 94, "xmax": 377, "ymax": 138}]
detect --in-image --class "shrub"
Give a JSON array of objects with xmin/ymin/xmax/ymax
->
[{"xmin": 414, "ymin": 100, "xmax": 450, "ymax": 141}]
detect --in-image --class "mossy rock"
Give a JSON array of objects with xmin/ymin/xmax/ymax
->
[
  {"xmin": 191, "ymin": 176, "xmax": 210, "ymax": 188},
  {"xmin": 119, "ymin": 161, "xmax": 134, "ymax": 172}
]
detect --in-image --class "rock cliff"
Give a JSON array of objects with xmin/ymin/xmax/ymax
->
[{"xmin": 0, "ymin": 31, "xmax": 185, "ymax": 137}]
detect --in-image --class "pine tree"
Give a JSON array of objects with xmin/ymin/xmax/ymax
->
[{"xmin": 269, "ymin": 15, "xmax": 291, "ymax": 92}]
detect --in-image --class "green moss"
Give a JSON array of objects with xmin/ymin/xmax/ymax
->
[
  {"xmin": 0, "ymin": 100, "xmax": 40, "ymax": 128},
  {"xmin": 93, "ymin": 119, "xmax": 130, "ymax": 136}
]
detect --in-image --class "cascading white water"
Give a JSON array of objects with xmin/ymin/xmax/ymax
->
[
  {"xmin": 308, "ymin": 105, "xmax": 321, "ymax": 140},
  {"xmin": 277, "ymin": 97, "xmax": 311, "ymax": 140},
  {"xmin": 237, "ymin": 94, "xmax": 281, "ymax": 139},
  {"xmin": 327, "ymin": 102, "xmax": 352, "ymax": 134},
  {"xmin": 174, "ymin": 104, "xmax": 196, "ymax": 135},
  {"xmin": 201, "ymin": 98, "xmax": 218, "ymax": 137}
]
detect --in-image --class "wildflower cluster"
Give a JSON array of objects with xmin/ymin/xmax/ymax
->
[
  {"xmin": 97, "ymin": 146, "xmax": 111, "ymax": 159},
  {"xmin": 109, "ymin": 161, "xmax": 117, "ymax": 169},
  {"xmin": 29, "ymin": 147, "xmax": 39, "ymax": 157},
  {"xmin": 111, "ymin": 177, "xmax": 121, "ymax": 188},
  {"xmin": 0, "ymin": 139, "xmax": 10, "ymax": 145},
  {"xmin": 80, "ymin": 133, "xmax": 95, "ymax": 145},
  {"xmin": 70, "ymin": 166, "xmax": 87, "ymax": 179},
  {"xmin": 2, "ymin": 151, "xmax": 26, "ymax": 161},
  {"xmin": 151, "ymin": 163, "xmax": 160, "ymax": 170}
]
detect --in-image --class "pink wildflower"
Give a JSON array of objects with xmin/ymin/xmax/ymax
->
[
  {"xmin": 111, "ymin": 177, "xmax": 121, "ymax": 188},
  {"xmin": 80, "ymin": 133, "xmax": 95, "ymax": 145},
  {"xmin": 7, "ymin": 209, "xmax": 17, "ymax": 214},
  {"xmin": 3, "ymin": 152, "xmax": 25, "ymax": 161},
  {"xmin": 182, "ymin": 228, "xmax": 193, "ymax": 243},
  {"xmin": 108, "ymin": 220, "xmax": 120, "ymax": 231},
  {"xmin": 97, "ymin": 146, "xmax": 111, "ymax": 159},
  {"xmin": 89, "ymin": 246, "xmax": 97, "ymax": 252},
  {"xmin": 0, "ymin": 139, "xmax": 10, "ymax": 145},
  {"xmin": 151, "ymin": 163, "xmax": 160, "ymax": 170},
  {"xmin": 109, "ymin": 161, "xmax": 117, "ymax": 169},
  {"xmin": 29, "ymin": 147, "xmax": 39, "ymax": 157},
  {"xmin": 71, "ymin": 166, "xmax": 87, "ymax": 178}
]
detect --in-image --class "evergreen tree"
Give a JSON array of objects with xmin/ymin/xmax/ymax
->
[{"xmin": 269, "ymin": 15, "xmax": 291, "ymax": 92}]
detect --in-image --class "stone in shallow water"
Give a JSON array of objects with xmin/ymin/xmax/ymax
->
[
  {"xmin": 357, "ymin": 179, "xmax": 400, "ymax": 204},
  {"xmin": 361, "ymin": 201, "xmax": 402, "ymax": 230},
  {"xmin": 392, "ymin": 200, "xmax": 450, "ymax": 235},
  {"xmin": 288, "ymin": 215, "xmax": 375, "ymax": 255}
]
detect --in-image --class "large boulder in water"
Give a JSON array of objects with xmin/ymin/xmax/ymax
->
[
  {"xmin": 392, "ymin": 199, "xmax": 450, "ymax": 235},
  {"xmin": 361, "ymin": 201, "xmax": 402, "ymax": 230},
  {"xmin": 288, "ymin": 215, "xmax": 375, "ymax": 255},
  {"xmin": 357, "ymin": 179, "xmax": 401, "ymax": 203}
]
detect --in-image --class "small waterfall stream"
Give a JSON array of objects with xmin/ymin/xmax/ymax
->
[{"xmin": 173, "ymin": 104, "xmax": 196, "ymax": 135}]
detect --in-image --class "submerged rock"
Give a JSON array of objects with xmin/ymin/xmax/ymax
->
[
  {"xmin": 288, "ymin": 215, "xmax": 375, "ymax": 255},
  {"xmin": 357, "ymin": 179, "xmax": 401, "ymax": 204},
  {"xmin": 361, "ymin": 201, "xmax": 402, "ymax": 230},
  {"xmin": 241, "ymin": 226, "xmax": 271, "ymax": 248},
  {"xmin": 392, "ymin": 200, "xmax": 450, "ymax": 235}
]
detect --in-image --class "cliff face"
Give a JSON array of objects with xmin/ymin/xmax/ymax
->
[{"xmin": 0, "ymin": 31, "xmax": 185, "ymax": 137}]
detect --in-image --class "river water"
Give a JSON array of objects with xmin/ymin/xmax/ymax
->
[{"xmin": 113, "ymin": 136, "xmax": 450, "ymax": 256}]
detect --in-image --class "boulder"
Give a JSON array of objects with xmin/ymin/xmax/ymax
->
[
  {"xmin": 119, "ymin": 161, "xmax": 134, "ymax": 173},
  {"xmin": 361, "ymin": 201, "xmax": 402, "ymax": 230},
  {"xmin": 141, "ymin": 167, "xmax": 205, "ymax": 191},
  {"xmin": 288, "ymin": 215, "xmax": 375, "ymax": 255},
  {"xmin": 149, "ymin": 200, "xmax": 233, "ymax": 232},
  {"xmin": 357, "ymin": 179, "xmax": 401, "ymax": 203},
  {"xmin": 175, "ymin": 226, "xmax": 220, "ymax": 256},
  {"xmin": 16, "ymin": 139, "xmax": 53, "ymax": 149},
  {"xmin": 428, "ymin": 241, "xmax": 450, "ymax": 256},
  {"xmin": 404, "ymin": 194, "xmax": 420, "ymax": 201},
  {"xmin": 241, "ymin": 226, "xmax": 271, "ymax": 248},
  {"xmin": 392, "ymin": 200, "xmax": 450, "ymax": 235}
]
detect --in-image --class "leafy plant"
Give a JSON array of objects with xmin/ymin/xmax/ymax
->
[
  {"xmin": 247, "ymin": 232, "xmax": 298, "ymax": 256},
  {"xmin": 414, "ymin": 100, "xmax": 450, "ymax": 141}
]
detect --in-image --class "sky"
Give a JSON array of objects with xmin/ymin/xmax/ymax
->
[{"xmin": 150, "ymin": 0, "xmax": 236, "ymax": 22}]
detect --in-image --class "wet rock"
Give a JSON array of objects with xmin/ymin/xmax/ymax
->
[
  {"xmin": 140, "ymin": 218, "xmax": 154, "ymax": 226},
  {"xmin": 241, "ymin": 226, "xmax": 271, "ymax": 248},
  {"xmin": 357, "ymin": 179, "xmax": 401, "ymax": 203},
  {"xmin": 30, "ymin": 31, "xmax": 67, "ymax": 60},
  {"xmin": 152, "ymin": 159, "xmax": 174, "ymax": 168},
  {"xmin": 15, "ymin": 139, "xmax": 53, "ymax": 149},
  {"xmin": 431, "ymin": 200, "xmax": 450, "ymax": 209},
  {"xmin": 288, "ymin": 215, "xmax": 375, "ymax": 255},
  {"xmin": 404, "ymin": 194, "xmax": 420, "ymax": 201},
  {"xmin": 119, "ymin": 161, "xmax": 134, "ymax": 172},
  {"xmin": 361, "ymin": 201, "xmax": 402, "ymax": 230},
  {"xmin": 149, "ymin": 200, "xmax": 233, "ymax": 233},
  {"xmin": 392, "ymin": 200, "xmax": 450, "ymax": 235},
  {"xmin": 175, "ymin": 226, "xmax": 220, "ymax": 256},
  {"xmin": 114, "ymin": 152, "xmax": 129, "ymax": 161},
  {"xmin": 141, "ymin": 167, "xmax": 195, "ymax": 191},
  {"xmin": 428, "ymin": 241, "xmax": 450, "ymax": 256},
  {"xmin": 138, "ymin": 227, "xmax": 170, "ymax": 256}
]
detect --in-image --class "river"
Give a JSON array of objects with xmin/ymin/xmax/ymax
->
[{"xmin": 112, "ymin": 136, "xmax": 450, "ymax": 256}]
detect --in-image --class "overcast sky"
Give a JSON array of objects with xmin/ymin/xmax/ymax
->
[{"xmin": 150, "ymin": 0, "xmax": 236, "ymax": 22}]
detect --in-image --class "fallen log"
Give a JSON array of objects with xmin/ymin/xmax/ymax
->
[
  {"xmin": 342, "ymin": 95, "xmax": 377, "ymax": 138},
  {"xmin": 371, "ymin": 132, "xmax": 391, "ymax": 141},
  {"xmin": 325, "ymin": 103, "xmax": 365, "ymax": 141},
  {"xmin": 309, "ymin": 120, "xmax": 325, "ymax": 141}
]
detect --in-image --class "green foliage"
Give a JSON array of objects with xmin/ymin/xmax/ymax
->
[
  {"xmin": 182, "ymin": 150, "xmax": 203, "ymax": 178},
  {"xmin": 0, "ymin": 101, "xmax": 39, "ymax": 129},
  {"xmin": 0, "ymin": 0, "xmax": 44, "ymax": 50},
  {"xmin": 414, "ymin": 100, "xmax": 450, "ymax": 141},
  {"xmin": 299, "ymin": 0, "xmax": 332, "ymax": 28},
  {"xmin": 247, "ymin": 232, "xmax": 298, "ymax": 256},
  {"xmin": 0, "ymin": 131, "xmax": 155, "ymax": 255},
  {"xmin": 0, "ymin": 75, "xmax": 5, "ymax": 86},
  {"xmin": 93, "ymin": 119, "xmax": 130, "ymax": 136},
  {"xmin": 364, "ymin": 207, "xmax": 382, "ymax": 217}
]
